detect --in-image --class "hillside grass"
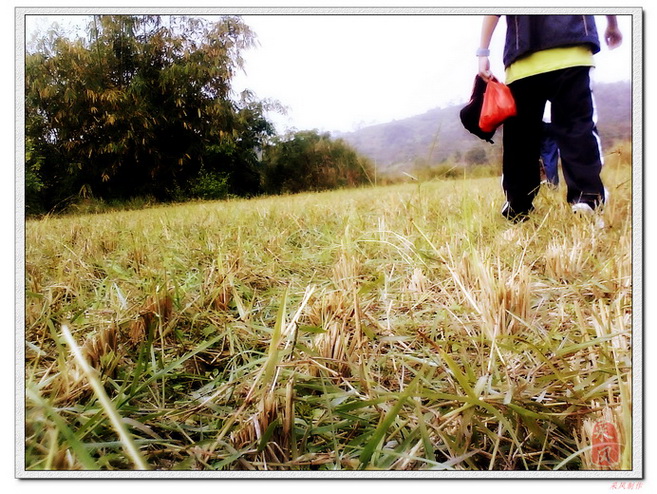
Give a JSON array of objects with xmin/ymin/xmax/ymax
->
[{"xmin": 24, "ymin": 143, "xmax": 634, "ymax": 472}]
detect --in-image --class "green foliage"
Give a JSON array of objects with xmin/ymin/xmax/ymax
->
[
  {"xmin": 25, "ymin": 138, "xmax": 45, "ymax": 214},
  {"xmin": 407, "ymin": 156, "xmax": 501, "ymax": 184},
  {"xmin": 25, "ymin": 16, "xmax": 373, "ymax": 212},
  {"xmin": 25, "ymin": 15, "xmax": 274, "ymax": 211},
  {"xmin": 262, "ymin": 130, "xmax": 374, "ymax": 194},
  {"xmin": 187, "ymin": 169, "xmax": 231, "ymax": 200},
  {"xmin": 464, "ymin": 145, "xmax": 488, "ymax": 166}
]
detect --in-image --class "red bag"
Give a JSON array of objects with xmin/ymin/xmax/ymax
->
[{"xmin": 478, "ymin": 77, "xmax": 517, "ymax": 133}]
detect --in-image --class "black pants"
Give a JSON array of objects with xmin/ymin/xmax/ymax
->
[{"xmin": 503, "ymin": 66, "xmax": 605, "ymax": 211}]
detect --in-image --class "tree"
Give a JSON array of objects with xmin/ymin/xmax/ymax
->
[
  {"xmin": 25, "ymin": 15, "xmax": 275, "ymax": 211},
  {"xmin": 261, "ymin": 130, "xmax": 374, "ymax": 195},
  {"xmin": 24, "ymin": 137, "xmax": 45, "ymax": 214},
  {"xmin": 464, "ymin": 146, "xmax": 488, "ymax": 166}
]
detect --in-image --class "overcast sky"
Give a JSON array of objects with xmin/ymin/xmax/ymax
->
[
  {"xmin": 231, "ymin": 14, "xmax": 633, "ymax": 134},
  {"xmin": 25, "ymin": 11, "xmax": 633, "ymax": 135}
]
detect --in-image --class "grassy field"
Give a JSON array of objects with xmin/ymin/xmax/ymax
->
[{"xmin": 24, "ymin": 144, "xmax": 634, "ymax": 472}]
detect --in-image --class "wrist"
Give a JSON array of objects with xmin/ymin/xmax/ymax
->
[{"xmin": 476, "ymin": 48, "xmax": 490, "ymax": 57}]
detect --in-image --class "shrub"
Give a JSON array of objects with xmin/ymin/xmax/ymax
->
[{"xmin": 187, "ymin": 170, "xmax": 231, "ymax": 200}]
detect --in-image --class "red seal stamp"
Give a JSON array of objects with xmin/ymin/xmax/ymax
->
[{"xmin": 591, "ymin": 420, "xmax": 621, "ymax": 467}]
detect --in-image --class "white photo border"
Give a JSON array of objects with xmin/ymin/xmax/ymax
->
[{"xmin": 15, "ymin": 5, "xmax": 644, "ymax": 480}]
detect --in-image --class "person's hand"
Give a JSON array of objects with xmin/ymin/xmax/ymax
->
[
  {"xmin": 605, "ymin": 25, "xmax": 622, "ymax": 49},
  {"xmin": 478, "ymin": 56, "xmax": 492, "ymax": 81}
]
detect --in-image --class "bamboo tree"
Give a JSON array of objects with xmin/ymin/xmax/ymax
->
[{"xmin": 25, "ymin": 15, "xmax": 271, "ymax": 211}]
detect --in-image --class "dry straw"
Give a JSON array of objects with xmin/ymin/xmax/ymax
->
[{"xmin": 24, "ymin": 141, "xmax": 633, "ymax": 471}]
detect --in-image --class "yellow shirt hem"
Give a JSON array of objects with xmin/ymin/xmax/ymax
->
[{"xmin": 505, "ymin": 46, "xmax": 595, "ymax": 85}]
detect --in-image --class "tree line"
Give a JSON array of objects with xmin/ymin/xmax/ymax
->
[{"xmin": 25, "ymin": 15, "xmax": 374, "ymax": 214}]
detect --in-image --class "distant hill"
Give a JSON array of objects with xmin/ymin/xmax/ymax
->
[{"xmin": 336, "ymin": 80, "xmax": 631, "ymax": 175}]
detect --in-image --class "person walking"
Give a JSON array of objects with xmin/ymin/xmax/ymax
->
[
  {"xmin": 477, "ymin": 15, "xmax": 622, "ymax": 222},
  {"xmin": 540, "ymin": 102, "xmax": 560, "ymax": 188}
]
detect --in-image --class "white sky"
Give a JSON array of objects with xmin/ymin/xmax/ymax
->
[
  {"xmin": 231, "ymin": 14, "xmax": 633, "ymax": 133},
  {"xmin": 25, "ymin": 12, "xmax": 633, "ymax": 135}
]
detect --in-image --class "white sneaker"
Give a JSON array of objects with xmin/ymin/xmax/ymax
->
[
  {"xmin": 572, "ymin": 202, "xmax": 605, "ymax": 229},
  {"xmin": 571, "ymin": 203, "xmax": 594, "ymax": 214}
]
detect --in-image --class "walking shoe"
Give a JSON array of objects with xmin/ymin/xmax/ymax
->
[
  {"xmin": 501, "ymin": 202, "xmax": 532, "ymax": 223},
  {"xmin": 572, "ymin": 202, "xmax": 605, "ymax": 229},
  {"xmin": 571, "ymin": 202, "xmax": 594, "ymax": 214}
]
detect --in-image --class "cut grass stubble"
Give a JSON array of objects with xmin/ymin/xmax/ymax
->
[{"xmin": 24, "ymin": 147, "xmax": 633, "ymax": 471}]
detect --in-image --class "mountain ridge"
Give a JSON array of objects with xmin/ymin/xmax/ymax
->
[{"xmin": 334, "ymin": 80, "xmax": 632, "ymax": 174}]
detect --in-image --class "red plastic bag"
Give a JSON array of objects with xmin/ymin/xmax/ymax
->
[{"xmin": 478, "ymin": 78, "xmax": 517, "ymax": 133}]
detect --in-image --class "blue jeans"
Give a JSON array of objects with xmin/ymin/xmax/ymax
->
[{"xmin": 540, "ymin": 123, "xmax": 559, "ymax": 185}]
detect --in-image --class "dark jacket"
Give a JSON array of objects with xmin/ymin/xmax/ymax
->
[{"xmin": 503, "ymin": 15, "xmax": 601, "ymax": 68}]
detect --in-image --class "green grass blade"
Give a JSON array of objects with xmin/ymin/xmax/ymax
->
[
  {"xmin": 358, "ymin": 368, "xmax": 426, "ymax": 469},
  {"xmin": 357, "ymin": 394, "xmax": 409, "ymax": 469},
  {"xmin": 123, "ymin": 333, "xmax": 224, "ymax": 403},
  {"xmin": 438, "ymin": 349, "xmax": 476, "ymax": 399},
  {"xmin": 26, "ymin": 386, "xmax": 101, "ymax": 470},
  {"xmin": 553, "ymin": 444, "xmax": 592, "ymax": 470},
  {"xmin": 60, "ymin": 324, "xmax": 150, "ymax": 470},
  {"xmin": 262, "ymin": 287, "xmax": 287, "ymax": 387}
]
